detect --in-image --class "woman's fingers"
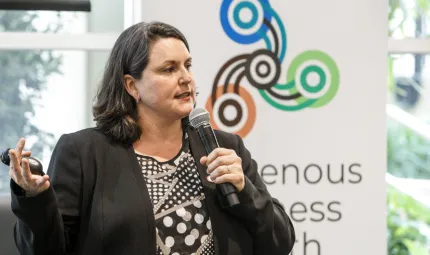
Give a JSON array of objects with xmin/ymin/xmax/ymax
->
[
  {"xmin": 21, "ymin": 158, "xmax": 32, "ymax": 183},
  {"xmin": 22, "ymin": 150, "xmax": 32, "ymax": 157},
  {"xmin": 14, "ymin": 138, "xmax": 25, "ymax": 160},
  {"xmin": 8, "ymin": 149, "xmax": 22, "ymax": 179}
]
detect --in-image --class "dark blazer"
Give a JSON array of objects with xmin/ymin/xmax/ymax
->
[{"xmin": 10, "ymin": 126, "xmax": 295, "ymax": 255}]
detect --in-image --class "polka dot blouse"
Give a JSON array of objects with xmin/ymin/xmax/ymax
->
[{"xmin": 136, "ymin": 132, "xmax": 215, "ymax": 255}]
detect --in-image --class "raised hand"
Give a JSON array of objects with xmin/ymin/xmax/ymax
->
[{"xmin": 9, "ymin": 138, "xmax": 50, "ymax": 197}]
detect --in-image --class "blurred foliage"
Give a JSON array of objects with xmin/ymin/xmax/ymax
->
[
  {"xmin": 387, "ymin": 185, "xmax": 430, "ymax": 255},
  {"xmin": 389, "ymin": 0, "xmax": 430, "ymax": 37},
  {"xmin": 0, "ymin": 10, "xmax": 64, "ymax": 192},
  {"xmin": 387, "ymin": 1, "xmax": 430, "ymax": 255},
  {"xmin": 387, "ymin": 118, "xmax": 430, "ymax": 255},
  {"xmin": 388, "ymin": 0, "xmax": 429, "ymax": 102},
  {"xmin": 387, "ymin": 120, "xmax": 430, "ymax": 179}
]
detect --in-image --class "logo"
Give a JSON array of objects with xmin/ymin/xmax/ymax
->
[{"xmin": 205, "ymin": 0, "xmax": 340, "ymax": 138}]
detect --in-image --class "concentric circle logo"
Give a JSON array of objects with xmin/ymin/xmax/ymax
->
[
  {"xmin": 207, "ymin": 0, "xmax": 340, "ymax": 138},
  {"xmin": 205, "ymin": 84, "xmax": 256, "ymax": 137}
]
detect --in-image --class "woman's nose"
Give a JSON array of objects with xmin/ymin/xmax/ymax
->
[{"xmin": 179, "ymin": 69, "xmax": 192, "ymax": 85}]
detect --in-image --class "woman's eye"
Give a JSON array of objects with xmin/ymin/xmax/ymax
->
[{"xmin": 164, "ymin": 67, "xmax": 175, "ymax": 73}]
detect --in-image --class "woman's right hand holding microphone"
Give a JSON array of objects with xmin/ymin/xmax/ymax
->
[{"xmin": 8, "ymin": 138, "xmax": 50, "ymax": 197}]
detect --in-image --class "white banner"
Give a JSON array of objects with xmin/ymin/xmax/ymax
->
[{"xmin": 142, "ymin": 1, "xmax": 387, "ymax": 254}]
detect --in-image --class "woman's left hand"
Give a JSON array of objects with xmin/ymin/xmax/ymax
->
[{"xmin": 200, "ymin": 148, "xmax": 245, "ymax": 192}]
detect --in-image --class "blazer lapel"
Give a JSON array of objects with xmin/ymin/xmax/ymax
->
[
  {"xmin": 125, "ymin": 145, "xmax": 153, "ymax": 200},
  {"xmin": 109, "ymin": 142, "xmax": 156, "ymax": 219},
  {"xmin": 126, "ymin": 144, "xmax": 157, "ymax": 240}
]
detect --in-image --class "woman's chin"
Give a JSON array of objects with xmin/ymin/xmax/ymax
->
[
  {"xmin": 175, "ymin": 103, "xmax": 194, "ymax": 118},
  {"xmin": 167, "ymin": 99, "xmax": 194, "ymax": 118}
]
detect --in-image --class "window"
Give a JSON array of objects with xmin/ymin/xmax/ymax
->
[
  {"xmin": 387, "ymin": 1, "xmax": 430, "ymax": 254},
  {"xmin": 0, "ymin": 10, "xmax": 86, "ymax": 33},
  {"xmin": 0, "ymin": 49, "xmax": 109, "ymax": 192},
  {"xmin": 0, "ymin": 0, "xmax": 138, "ymax": 194},
  {"xmin": 389, "ymin": 53, "xmax": 430, "ymax": 122},
  {"xmin": 0, "ymin": 0, "xmax": 125, "ymax": 34},
  {"xmin": 389, "ymin": 0, "xmax": 430, "ymax": 38}
]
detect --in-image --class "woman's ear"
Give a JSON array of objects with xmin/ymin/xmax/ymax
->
[{"xmin": 124, "ymin": 74, "xmax": 140, "ymax": 102}]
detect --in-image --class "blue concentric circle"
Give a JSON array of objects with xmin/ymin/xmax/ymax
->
[
  {"xmin": 233, "ymin": 2, "xmax": 258, "ymax": 29},
  {"xmin": 220, "ymin": 0, "xmax": 273, "ymax": 44}
]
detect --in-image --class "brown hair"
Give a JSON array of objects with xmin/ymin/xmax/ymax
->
[{"xmin": 92, "ymin": 21, "xmax": 190, "ymax": 144}]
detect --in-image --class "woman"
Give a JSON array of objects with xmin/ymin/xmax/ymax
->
[{"xmin": 8, "ymin": 21, "xmax": 295, "ymax": 255}]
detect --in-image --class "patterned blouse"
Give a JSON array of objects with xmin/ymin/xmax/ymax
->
[{"xmin": 136, "ymin": 132, "xmax": 215, "ymax": 255}]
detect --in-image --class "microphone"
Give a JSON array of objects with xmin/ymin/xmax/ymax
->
[
  {"xmin": 1, "ymin": 148, "xmax": 44, "ymax": 176},
  {"xmin": 189, "ymin": 108, "xmax": 240, "ymax": 207}
]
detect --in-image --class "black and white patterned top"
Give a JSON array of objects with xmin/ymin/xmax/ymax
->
[{"xmin": 136, "ymin": 132, "xmax": 215, "ymax": 255}]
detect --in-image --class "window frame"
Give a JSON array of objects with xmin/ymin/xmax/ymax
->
[
  {"xmin": 0, "ymin": 0, "xmax": 141, "ymax": 194},
  {"xmin": 388, "ymin": 38, "xmax": 430, "ymax": 54}
]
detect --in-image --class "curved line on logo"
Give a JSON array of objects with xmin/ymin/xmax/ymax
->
[
  {"xmin": 262, "ymin": 19, "xmax": 279, "ymax": 57},
  {"xmin": 223, "ymin": 62, "xmax": 247, "ymax": 93},
  {"xmin": 259, "ymin": 1, "xmax": 287, "ymax": 62},
  {"xmin": 211, "ymin": 54, "xmax": 249, "ymax": 107},
  {"xmin": 259, "ymin": 90, "xmax": 316, "ymax": 111}
]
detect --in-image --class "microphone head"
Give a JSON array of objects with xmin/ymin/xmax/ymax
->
[{"xmin": 189, "ymin": 108, "xmax": 210, "ymax": 128}]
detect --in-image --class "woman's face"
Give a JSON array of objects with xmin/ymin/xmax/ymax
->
[{"xmin": 133, "ymin": 37, "xmax": 196, "ymax": 121}]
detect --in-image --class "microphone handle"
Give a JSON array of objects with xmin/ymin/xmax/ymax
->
[
  {"xmin": 1, "ymin": 148, "xmax": 45, "ymax": 176},
  {"xmin": 196, "ymin": 124, "xmax": 240, "ymax": 207}
]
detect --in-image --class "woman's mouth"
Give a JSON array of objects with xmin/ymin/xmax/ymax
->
[{"xmin": 174, "ymin": 91, "xmax": 191, "ymax": 100}]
